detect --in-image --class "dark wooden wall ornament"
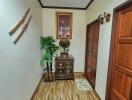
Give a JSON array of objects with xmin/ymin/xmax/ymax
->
[
  {"xmin": 97, "ymin": 12, "xmax": 111, "ymax": 24},
  {"xmin": 9, "ymin": 8, "xmax": 30, "ymax": 35}
]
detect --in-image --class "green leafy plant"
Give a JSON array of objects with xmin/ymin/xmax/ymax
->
[
  {"xmin": 40, "ymin": 36, "xmax": 59, "ymax": 74},
  {"xmin": 40, "ymin": 36, "xmax": 59, "ymax": 66}
]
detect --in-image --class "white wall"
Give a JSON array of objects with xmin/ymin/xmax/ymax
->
[
  {"xmin": 42, "ymin": 9, "xmax": 86, "ymax": 72},
  {"xmin": 0, "ymin": 0, "xmax": 43, "ymax": 100},
  {"xmin": 86, "ymin": 0, "xmax": 127, "ymax": 99}
]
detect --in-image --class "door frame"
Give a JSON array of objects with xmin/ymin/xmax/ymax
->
[
  {"xmin": 105, "ymin": 0, "xmax": 132, "ymax": 100},
  {"xmin": 84, "ymin": 19, "xmax": 100, "ymax": 89},
  {"xmin": 84, "ymin": 19, "xmax": 99, "ymax": 73},
  {"xmin": 84, "ymin": 19, "xmax": 98, "ymax": 75}
]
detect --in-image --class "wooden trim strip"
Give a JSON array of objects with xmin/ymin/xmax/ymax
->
[
  {"xmin": 74, "ymin": 72, "xmax": 84, "ymax": 76},
  {"xmin": 37, "ymin": 0, "xmax": 94, "ymax": 10},
  {"xmin": 86, "ymin": 19, "xmax": 99, "ymax": 27},
  {"xmin": 30, "ymin": 74, "xmax": 44, "ymax": 100},
  {"xmin": 42, "ymin": 6, "xmax": 86, "ymax": 10},
  {"xmin": 85, "ymin": 0, "xmax": 94, "ymax": 10},
  {"xmin": 105, "ymin": 8, "xmax": 118, "ymax": 100},
  {"xmin": 116, "ymin": 64, "xmax": 132, "ymax": 77},
  {"xmin": 114, "ymin": 0, "xmax": 132, "ymax": 11},
  {"xmin": 92, "ymin": 90, "xmax": 101, "ymax": 100},
  {"xmin": 38, "ymin": 0, "xmax": 43, "ymax": 8},
  {"xmin": 113, "ymin": 89, "xmax": 126, "ymax": 100}
]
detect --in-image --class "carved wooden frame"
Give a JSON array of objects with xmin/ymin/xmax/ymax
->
[{"xmin": 56, "ymin": 12, "xmax": 72, "ymax": 39}]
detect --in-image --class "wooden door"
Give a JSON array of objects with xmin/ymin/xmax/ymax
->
[
  {"xmin": 84, "ymin": 20, "xmax": 100, "ymax": 89},
  {"xmin": 106, "ymin": 1, "xmax": 132, "ymax": 100}
]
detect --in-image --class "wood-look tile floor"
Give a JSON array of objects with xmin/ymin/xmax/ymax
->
[{"xmin": 32, "ymin": 73, "xmax": 100, "ymax": 100}]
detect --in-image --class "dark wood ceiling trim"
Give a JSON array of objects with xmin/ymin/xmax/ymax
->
[
  {"xmin": 38, "ymin": 0, "xmax": 94, "ymax": 10},
  {"xmin": 38, "ymin": 0, "xmax": 43, "ymax": 8},
  {"xmin": 85, "ymin": 0, "xmax": 94, "ymax": 9},
  {"xmin": 42, "ymin": 6, "xmax": 85, "ymax": 10}
]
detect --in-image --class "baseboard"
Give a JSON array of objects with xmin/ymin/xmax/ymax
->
[
  {"xmin": 93, "ymin": 90, "xmax": 101, "ymax": 100},
  {"xmin": 30, "ymin": 74, "xmax": 44, "ymax": 100},
  {"xmin": 74, "ymin": 72, "xmax": 84, "ymax": 75}
]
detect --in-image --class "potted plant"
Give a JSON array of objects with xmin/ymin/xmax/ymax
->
[{"xmin": 40, "ymin": 36, "xmax": 59, "ymax": 82}]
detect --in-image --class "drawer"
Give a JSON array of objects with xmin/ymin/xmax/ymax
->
[
  {"xmin": 56, "ymin": 61, "xmax": 73, "ymax": 67},
  {"xmin": 55, "ymin": 56, "xmax": 74, "ymax": 80}
]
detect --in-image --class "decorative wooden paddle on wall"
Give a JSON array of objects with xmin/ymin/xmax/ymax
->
[
  {"xmin": 13, "ymin": 15, "xmax": 32, "ymax": 44},
  {"xmin": 9, "ymin": 8, "xmax": 30, "ymax": 36},
  {"xmin": 9, "ymin": 8, "xmax": 32, "ymax": 44}
]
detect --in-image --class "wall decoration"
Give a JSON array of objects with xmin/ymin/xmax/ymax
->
[
  {"xmin": 9, "ymin": 8, "xmax": 30, "ymax": 36},
  {"xmin": 9, "ymin": 8, "xmax": 32, "ymax": 44},
  {"xmin": 104, "ymin": 12, "xmax": 111, "ymax": 22},
  {"xmin": 13, "ymin": 15, "xmax": 32, "ymax": 44},
  {"xmin": 97, "ymin": 12, "xmax": 111, "ymax": 24},
  {"xmin": 56, "ymin": 12, "xmax": 72, "ymax": 39},
  {"xmin": 98, "ymin": 15, "xmax": 104, "ymax": 24}
]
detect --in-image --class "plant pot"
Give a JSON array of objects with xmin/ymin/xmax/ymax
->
[
  {"xmin": 43, "ymin": 71, "xmax": 54, "ymax": 82},
  {"xmin": 43, "ymin": 72, "xmax": 49, "ymax": 82},
  {"xmin": 48, "ymin": 72, "xmax": 54, "ymax": 82}
]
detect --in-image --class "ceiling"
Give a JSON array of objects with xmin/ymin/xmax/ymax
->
[{"xmin": 38, "ymin": 0, "xmax": 94, "ymax": 10}]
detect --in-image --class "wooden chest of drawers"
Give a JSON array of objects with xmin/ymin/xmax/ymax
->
[{"xmin": 55, "ymin": 56, "xmax": 74, "ymax": 80}]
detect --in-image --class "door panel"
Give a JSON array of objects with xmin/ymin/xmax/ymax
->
[
  {"xmin": 120, "ymin": 7, "xmax": 132, "ymax": 37},
  {"xmin": 117, "ymin": 44, "xmax": 132, "ymax": 70},
  {"xmin": 84, "ymin": 20, "xmax": 100, "ymax": 89},
  {"xmin": 112, "ymin": 94, "xmax": 120, "ymax": 100},
  {"xmin": 87, "ymin": 43, "xmax": 93, "ymax": 56},
  {"xmin": 107, "ymin": 1, "xmax": 132, "ymax": 100},
  {"xmin": 92, "ymin": 42, "xmax": 98, "ymax": 67},
  {"xmin": 113, "ymin": 70, "xmax": 132, "ymax": 99}
]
